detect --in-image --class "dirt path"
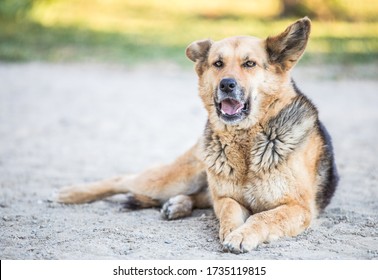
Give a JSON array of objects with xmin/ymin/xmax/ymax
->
[{"xmin": 0, "ymin": 62, "xmax": 377, "ymax": 259}]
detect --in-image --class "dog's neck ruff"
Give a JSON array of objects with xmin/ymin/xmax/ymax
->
[{"xmin": 250, "ymin": 94, "xmax": 318, "ymax": 172}]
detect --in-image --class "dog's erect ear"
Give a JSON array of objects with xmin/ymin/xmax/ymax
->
[
  {"xmin": 186, "ymin": 39, "xmax": 213, "ymax": 63},
  {"xmin": 266, "ymin": 17, "xmax": 311, "ymax": 71}
]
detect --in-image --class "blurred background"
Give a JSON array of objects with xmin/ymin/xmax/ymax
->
[
  {"xmin": 1, "ymin": 1, "xmax": 378, "ymax": 260},
  {"xmin": 0, "ymin": 0, "xmax": 377, "ymax": 66}
]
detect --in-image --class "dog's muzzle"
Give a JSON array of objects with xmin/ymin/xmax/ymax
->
[{"xmin": 215, "ymin": 78, "xmax": 250, "ymax": 124}]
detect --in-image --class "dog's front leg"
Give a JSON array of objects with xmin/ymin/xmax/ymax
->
[
  {"xmin": 213, "ymin": 197, "xmax": 250, "ymax": 242},
  {"xmin": 222, "ymin": 203, "xmax": 312, "ymax": 254}
]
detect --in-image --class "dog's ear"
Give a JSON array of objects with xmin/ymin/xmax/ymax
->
[
  {"xmin": 266, "ymin": 17, "xmax": 311, "ymax": 71},
  {"xmin": 186, "ymin": 39, "xmax": 213, "ymax": 63}
]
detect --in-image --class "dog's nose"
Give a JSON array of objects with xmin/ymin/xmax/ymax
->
[{"xmin": 220, "ymin": 78, "xmax": 237, "ymax": 93}]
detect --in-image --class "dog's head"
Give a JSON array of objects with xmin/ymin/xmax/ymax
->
[{"xmin": 186, "ymin": 17, "xmax": 311, "ymax": 129}]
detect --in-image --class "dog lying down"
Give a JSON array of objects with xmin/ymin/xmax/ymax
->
[{"xmin": 58, "ymin": 17, "xmax": 338, "ymax": 254}]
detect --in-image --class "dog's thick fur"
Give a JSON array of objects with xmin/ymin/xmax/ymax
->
[{"xmin": 58, "ymin": 17, "xmax": 338, "ymax": 253}]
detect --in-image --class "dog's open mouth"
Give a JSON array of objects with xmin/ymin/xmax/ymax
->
[
  {"xmin": 220, "ymin": 99, "xmax": 245, "ymax": 115},
  {"xmin": 216, "ymin": 98, "xmax": 250, "ymax": 124}
]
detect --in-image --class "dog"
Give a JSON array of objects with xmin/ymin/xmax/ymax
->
[{"xmin": 58, "ymin": 17, "xmax": 338, "ymax": 254}]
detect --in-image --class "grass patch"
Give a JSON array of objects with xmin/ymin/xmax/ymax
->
[
  {"xmin": 0, "ymin": 0, "xmax": 377, "ymax": 65},
  {"xmin": 0, "ymin": 19, "xmax": 188, "ymax": 64}
]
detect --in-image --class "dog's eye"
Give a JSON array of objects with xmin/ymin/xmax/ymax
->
[
  {"xmin": 243, "ymin": 61, "xmax": 256, "ymax": 68},
  {"xmin": 213, "ymin": 61, "xmax": 224, "ymax": 68}
]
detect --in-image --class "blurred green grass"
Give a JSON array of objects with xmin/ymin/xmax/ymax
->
[{"xmin": 0, "ymin": 0, "xmax": 377, "ymax": 66}]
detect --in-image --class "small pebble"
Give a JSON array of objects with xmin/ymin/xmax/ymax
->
[{"xmin": 3, "ymin": 216, "xmax": 11, "ymax": 221}]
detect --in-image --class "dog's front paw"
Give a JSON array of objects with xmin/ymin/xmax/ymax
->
[
  {"xmin": 222, "ymin": 229, "xmax": 259, "ymax": 254},
  {"xmin": 219, "ymin": 226, "xmax": 233, "ymax": 243},
  {"xmin": 219, "ymin": 223, "xmax": 241, "ymax": 242},
  {"xmin": 161, "ymin": 195, "xmax": 193, "ymax": 220}
]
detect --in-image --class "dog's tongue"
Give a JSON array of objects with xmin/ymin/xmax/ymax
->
[{"xmin": 221, "ymin": 99, "xmax": 243, "ymax": 115}]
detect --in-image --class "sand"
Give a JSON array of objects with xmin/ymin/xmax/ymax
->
[{"xmin": 0, "ymin": 62, "xmax": 377, "ymax": 259}]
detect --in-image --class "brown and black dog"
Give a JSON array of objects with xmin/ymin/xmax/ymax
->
[{"xmin": 58, "ymin": 17, "xmax": 338, "ymax": 254}]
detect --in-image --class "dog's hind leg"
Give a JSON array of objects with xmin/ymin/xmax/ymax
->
[
  {"xmin": 57, "ymin": 175, "xmax": 135, "ymax": 204},
  {"xmin": 122, "ymin": 193, "xmax": 161, "ymax": 210},
  {"xmin": 57, "ymin": 142, "xmax": 207, "ymax": 206}
]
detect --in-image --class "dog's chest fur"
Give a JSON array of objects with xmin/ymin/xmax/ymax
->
[{"xmin": 202, "ymin": 94, "xmax": 318, "ymax": 210}]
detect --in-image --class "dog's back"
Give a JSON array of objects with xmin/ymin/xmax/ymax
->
[{"xmin": 316, "ymin": 120, "xmax": 339, "ymax": 210}]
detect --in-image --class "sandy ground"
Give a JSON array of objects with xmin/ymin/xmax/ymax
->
[{"xmin": 0, "ymin": 62, "xmax": 377, "ymax": 260}]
